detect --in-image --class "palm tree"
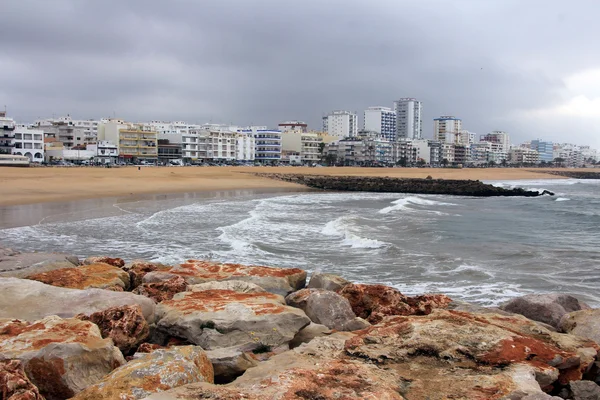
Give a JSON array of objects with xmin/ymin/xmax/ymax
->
[
  {"xmin": 554, "ymin": 157, "xmax": 565, "ymax": 167},
  {"xmin": 441, "ymin": 158, "xmax": 449, "ymax": 167}
]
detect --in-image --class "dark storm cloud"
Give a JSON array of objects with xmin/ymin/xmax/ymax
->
[{"xmin": 1, "ymin": 0, "xmax": 599, "ymax": 145}]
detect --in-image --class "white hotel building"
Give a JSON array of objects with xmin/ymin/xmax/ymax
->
[
  {"xmin": 322, "ymin": 110, "xmax": 358, "ymax": 138},
  {"xmin": 363, "ymin": 107, "xmax": 396, "ymax": 141},
  {"xmin": 394, "ymin": 98, "xmax": 422, "ymax": 140}
]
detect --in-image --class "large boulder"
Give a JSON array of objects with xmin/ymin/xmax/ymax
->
[
  {"xmin": 83, "ymin": 256, "xmax": 125, "ymax": 268},
  {"xmin": 0, "ymin": 359, "xmax": 44, "ymax": 400},
  {"xmin": 133, "ymin": 276, "xmax": 187, "ymax": 303},
  {"xmin": 559, "ymin": 309, "xmax": 600, "ymax": 344},
  {"xmin": 162, "ymin": 260, "xmax": 307, "ymax": 296},
  {"xmin": 500, "ymin": 294, "xmax": 590, "ymax": 329},
  {"xmin": 153, "ymin": 289, "xmax": 310, "ymax": 352},
  {"xmin": 141, "ymin": 348, "xmax": 405, "ymax": 400},
  {"xmin": 26, "ymin": 263, "xmax": 130, "ymax": 291},
  {"xmin": 0, "ymin": 277, "xmax": 155, "ymax": 323},
  {"xmin": 71, "ymin": 346, "xmax": 213, "ymax": 400},
  {"xmin": 569, "ymin": 380, "xmax": 600, "ymax": 400},
  {"xmin": 337, "ymin": 283, "xmax": 452, "ymax": 324},
  {"xmin": 307, "ymin": 272, "xmax": 351, "ymax": 292},
  {"xmin": 0, "ymin": 250, "xmax": 79, "ymax": 278},
  {"xmin": 0, "ymin": 316, "xmax": 125, "ymax": 400},
  {"xmin": 344, "ymin": 310, "xmax": 599, "ymax": 393},
  {"xmin": 188, "ymin": 280, "xmax": 266, "ymax": 294},
  {"xmin": 75, "ymin": 305, "xmax": 150, "ymax": 354},
  {"xmin": 285, "ymin": 288, "xmax": 370, "ymax": 331}
]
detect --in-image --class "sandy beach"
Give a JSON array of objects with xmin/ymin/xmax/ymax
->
[{"xmin": 0, "ymin": 166, "xmax": 573, "ymax": 207}]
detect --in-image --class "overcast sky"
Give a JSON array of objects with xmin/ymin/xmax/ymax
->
[{"xmin": 2, "ymin": 0, "xmax": 600, "ymax": 146}]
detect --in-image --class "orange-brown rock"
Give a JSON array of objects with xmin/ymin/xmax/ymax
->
[
  {"xmin": 137, "ymin": 343, "xmax": 163, "ymax": 353},
  {"xmin": 0, "ymin": 359, "xmax": 44, "ymax": 400},
  {"xmin": 83, "ymin": 256, "xmax": 125, "ymax": 268},
  {"xmin": 123, "ymin": 261, "xmax": 172, "ymax": 289},
  {"xmin": 0, "ymin": 316, "xmax": 125, "ymax": 400},
  {"xmin": 154, "ymin": 289, "xmax": 310, "ymax": 351},
  {"xmin": 164, "ymin": 260, "xmax": 307, "ymax": 296},
  {"xmin": 71, "ymin": 346, "xmax": 213, "ymax": 400},
  {"xmin": 133, "ymin": 276, "xmax": 187, "ymax": 303},
  {"xmin": 337, "ymin": 283, "xmax": 452, "ymax": 323},
  {"xmin": 75, "ymin": 305, "xmax": 149, "ymax": 354},
  {"xmin": 26, "ymin": 263, "xmax": 130, "ymax": 291},
  {"xmin": 142, "ymin": 350, "xmax": 404, "ymax": 400}
]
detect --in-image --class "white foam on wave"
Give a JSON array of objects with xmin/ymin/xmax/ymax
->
[
  {"xmin": 321, "ymin": 216, "xmax": 387, "ymax": 249},
  {"xmin": 555, "ymin": 197, "xmax": 571, "ymax": 202},
  {"xmin": 379, "ymin": 196, "xmax": 457, "ymax": 214}
]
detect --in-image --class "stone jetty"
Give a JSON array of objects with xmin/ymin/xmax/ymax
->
[
  {"xmin": 543, "ymin": 170, "xmax": 600, "ymax": 179},
  {"xmin": 1, "ymin": 249, "xmax": 599, "ymax": 399},
  {"xmin": 256, "ymin": 173, "xmax": 555, "ymax": 197}
]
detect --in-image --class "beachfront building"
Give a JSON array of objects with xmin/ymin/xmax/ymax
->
[
  {"xmin": 395, "ymin": 139, "xmax": 417, "ymax": 164},
  {"xmin": 34, "ymin": 116, "xmax": 100, "ymax": 144},
  {"xmin": 394, "ymin": 98, "xmax": 422, "ymax": 140},
  {"xmin": 481, "ymin": 131, "xmax": 510, "ymax": 153},
  {"xmin": 324, "ymin": 137, "xmax": 366, "ymax": 165},
  {"xmin": 0, "ymin": 112, "xmax": 16, "ymax": 155},
  {"xmin": 278, "ymin": 121, "xmax": 308, "ymax": 133},
  {"xmin": 184, "ymin": 128, "xmax": 237, "ymax": 162},
  {"xmin": 433, "ymin": 116, "xmax": 462, "ymax": 144},
  {"xmin": 322, "ymin": 111, "xmax": 358, "ymax": 138},
  {"xmin": 530, "ymin": 139, "xmax": 554, "ymax": 163},
  {"xmin": 458, "ymin": 130, "xmax": 476, "ymax": 146},
  {"xmin": 281, "ymin": 131, "xmax": 323, "ymax": 164},
  {"xmin": 237, "ymin": 127, "xmax": 281, "ymax": 164},
  {"xmin": 98, "ymin": 119, "xmax": 158, "ymax": 162},
  {"xmin": 87, "ymin": 141, "xmax": 119, "ymax": 164},
  {"xmin": 13, "ymin": 125, "xmax": 44, "ymax": 163},
  {"xmin": 469, "ymin": 142, "xmax": 507, "ymax": 165},
  {"xmin": 363, "ymin": 107, "xmax": 396, "ymax": 141},
  {"xmin": 236, "ymin": 131, "xmax": 255, "ymax": 162},
  {"xmin": 508, "ymin": 147, "xmax": 540, "ymax": 165}
]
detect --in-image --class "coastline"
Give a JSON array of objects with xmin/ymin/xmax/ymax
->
[
  {"xmin": 0, "ymin": 187, "xmax": 310, "ymax": 229},
  {"xmin": 0, "ymin": 166, "xmax": 572, "ymax": 207}
]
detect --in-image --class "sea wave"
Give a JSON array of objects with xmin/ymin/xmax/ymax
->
[
  {"xmin": 321, "ymin": 216, "xmax": 386, "ymax": 249},
  {"xmin": 555, "ymin": 197, "xmax": 571, "ymax": 202},
  {"xmin": 379, "ymin": 196, "xmax": 456, "ymax": 214}
]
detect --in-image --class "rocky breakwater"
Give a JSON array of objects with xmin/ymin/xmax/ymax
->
[
  {"xmin": 1, "ymin": 252, "xmax": 599, "ymax": 399},
  {"xmin": 257, "ymin": 173, "xmax": 555, "ymax": 197},
  {"xmin": 543, "ymin": 170, "xmax": 600, "ymax": 179}
]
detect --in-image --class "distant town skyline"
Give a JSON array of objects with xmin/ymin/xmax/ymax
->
[{"xmin": 2, "ymin": 0, "xmax": 600, "ymax": 148}]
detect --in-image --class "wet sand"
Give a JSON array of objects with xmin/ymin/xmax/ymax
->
[{"xmin": 0, "ymin": 165, "xmax": 570, "ymax": 207}]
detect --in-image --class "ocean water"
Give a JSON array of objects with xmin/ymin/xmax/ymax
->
[{"xmin": 1, "ymin": 179, "xmax": 599, "ymax": 307}]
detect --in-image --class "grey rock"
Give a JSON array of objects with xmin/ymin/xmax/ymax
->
[
  {"xmin": 188, "ymin": 280, "xmax": 266, "ymax": 294},
  {"xmin": 205, "ymin": 346, "xmax": 258, "ymax": 383},
  {"xmin": 0, "ymin": 250, "xmax": 79, "ymax": 278},
  {"xmin": 142, "ymin": 271, "xmax": 179, "ymax": 284},
  {"xmin": 559, "ymin": 309, "xmax": 600, "ymax": 344},
  {"xmin": 307, "ymin": 272, "xmax": 351, "ymax": 292},
  {"xmin": 286, "ymin": 288, "xmax": 370, "ymax": 331},
  {"xmin": 0, "ymin": 277, "xmax": 155, "ymax": 323},
  {"xmin": 570, "ymin": 380, "xmax": 600, "ymax": 400},
  {"xmin": 154, "ymin": 290, "xmax": 310, "ymax": 351},
  {"xmin": 289, "ymin": 322, "xmax": 332, "ymax": 349},
  {"xmin": 500, "ymin": 293, "xmax": 590, "ymax": 329}
]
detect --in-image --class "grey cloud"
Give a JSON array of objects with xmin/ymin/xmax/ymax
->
[{"xmin": 1, "ymin": 0, "xmax": 599, "ymax": 145}]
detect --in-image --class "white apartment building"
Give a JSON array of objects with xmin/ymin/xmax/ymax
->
[
  {"xmin": 87, "ymin": 141, "xmax": 119, "ymax": 164},
  {"xmin": 363, "ymin": 107, "xmax": 396, "ymax": 141},
  {"xmin": 434, "ymin": 116, "xmax": 463, "ymax": 144},
  {"xmin": 245, "ymin": 127, "xmax": 281, "ymax": 164},
  {"xmin": 182, "ymin": 128, "xmax": 237, "ymax": 161},
  {"xmin": 440, "ymin": 143, "xmax": 455, "ymax": 164},
  {"xmin": 35, "ymin": 116, "xmax": 100, "ymax": 143},
  {"xmin": 281, "ymin": 131, "xmax": 323, "ymax": 164},
  {"xmin": 470, "ymin": 142, "xmax": 507, "ymax": 164},
  {"xmin": 411, "ymin": 139, "xmax": 440, "ymax": 165},
  {"xmin": 13, "ymin": 125, "xmax": 44, "ymax": 162},
  {"xmin": 236, "ymin": 132, "xmax": 255, "ymax": 161},
  {"xmin": 0, "ymin": 113, "xmax": 16, "ymax": 155},
  {"xmin": 458, "ymin": 130, "xmax": 476, "ymax": 146},
  {"xmin": 142, "ymin": 121, "xmax": 200, "ymax": 136},
  {"xmin": 322, "ymin": 110, "xmax": 358, "ymax": 138},
  {"xmin": 394, "ymin": 98, "xmax": 422, "ymax": 140},
  {"xmin": 278, "ymin": 121, "xmax": 308, "ymax": 133},
  {"xmin": 480, "ymin": 131, "xmax": 510, "ymax": 153},
  {"xmin": 508, "ymin": 148, "xmax": 540, "ymax": 165}
]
